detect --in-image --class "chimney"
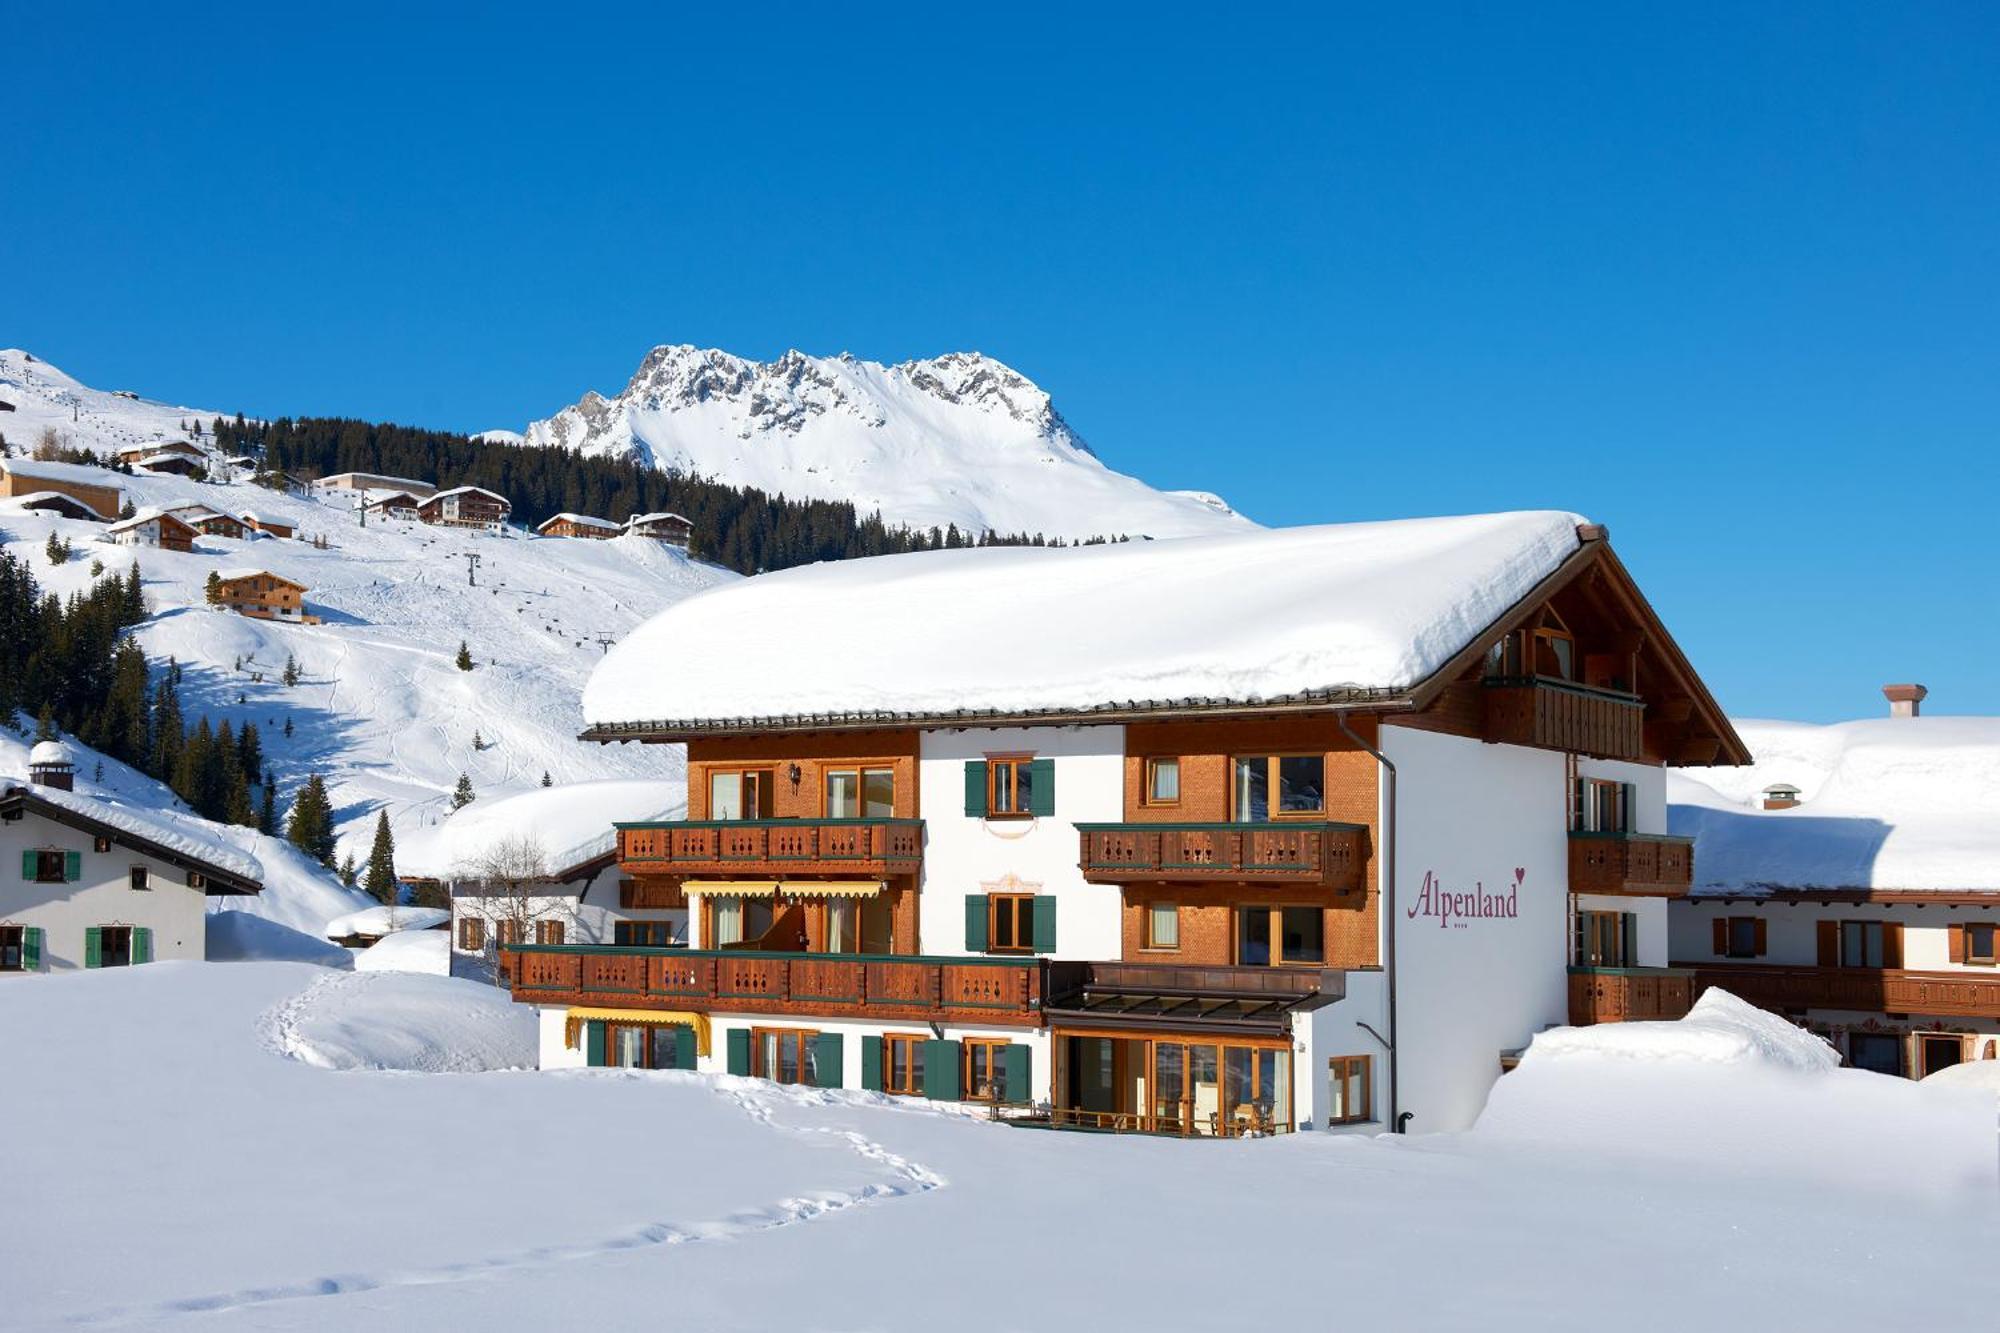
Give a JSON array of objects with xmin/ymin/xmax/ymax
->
[
  {"xmin": 1882, "ymin": 683, "xmax": 1928, "ymax": 719},
  {"xmin": 28, "ymin": 740, "xmax": 76, "ymax": 792}
]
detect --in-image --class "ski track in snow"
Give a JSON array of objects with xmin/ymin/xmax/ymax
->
[{"xmin": 61, "ymin": 1071, "xmax": 946, "ymax": 1327}]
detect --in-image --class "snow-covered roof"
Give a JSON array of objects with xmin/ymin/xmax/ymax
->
[
  {"xmin": 0, "ymin": 778, "xmax": 263, "ymax": 886},
  {"xmin": 538, "ymin": 512, "xmax": 619, "ymax": 531},
  {"xmin": 426, "ymin": 485, "xmax": 509, "ymax": 505},
  {"xmin": 624, "ymin": 511, "xmax": 691, "ymax": 527},
  {"xmin": 395, "ymin": 779, "xmax": 682, "ymax": 881},
  {"xmin": 0, "ymin": 456, "xmax": 124, "ymax": 489},
  {"xmin": 583, "ymin": 511, "xmax": 1586, "ymax": 731},
  {"xmin": 106, "ymin": 507, "xmax": 193, "ymax": 534},
  {"xmin": 161, "ymin": 501, "xmax": 222, "ymax": 519},
  {"xmin": 324, "ymin": 905, "xmax": 450, "ymax": 940},
  {"xmin": 1671, "ymin": 716, "xmax": 2000, "ymax": 895},
  {"xmin": 237, "ymin": 510, "xmax": 284, "ymax": 525},
  {"xmin": 3, "ymin": 490, "xmax": 112, "ymax": 519},
  {"xmin": 29, "ymin": 740, "xmax": 73, "ymax": 768},
  {"xmin": 216, "ymin": 567, "xmax": 304, "ymax": 586},
  {"xmin": 135, "ymin": 452, "xmax": 203, "ymax": 469},
  {"xmin": 323, "ymin": 471, "xmax": 433, "ymax": 490}
]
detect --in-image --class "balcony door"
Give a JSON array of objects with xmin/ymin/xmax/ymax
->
[{"xmin": 709, "ymin": 769, "xmax": 774, "ymax": 820}]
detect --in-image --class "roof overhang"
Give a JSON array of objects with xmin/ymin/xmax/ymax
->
[{"xmin": 0, "ymin": 788, "xmax": 262, "ymax": 895}]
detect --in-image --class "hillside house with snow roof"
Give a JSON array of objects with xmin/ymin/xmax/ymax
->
[
  {"xmin": 536, "ymin": 513, "xmax": 621, "ymax": 540},
  {"xmin": 0, "ymin": 458, "xmax": 123, "ymax": 521},
  {"xmin": 418, "ymin": 486, "xmax": 511, "ymax": 531},
  {"xmin": 497, "ymin": 513, "xmax": 1747, "ymax": 1134},
  {"xmin": 213, "ymin": 570, "xmax": 312, "ymax": 623},
  {"xmin": 105, "ymin": 509, "xmax": 196, "ymax": 553},
  {"xmin": 162, "ymin": 503, "xmax": 248, "ymax": 540},
  {"xmin": 1664, "ymin": 688, "xmax": 2000, "ymax": 1080},
  {"xmin": 1, "ymin": 745, "xmax": 263, "ymax": 974},
  {"xmin": 115, "ymin": 440, "xmax": 206, "ymax": 469},
  {"xmin": 622, "ymin": 511, "xmax": 692, "ymax": 548},
  {"xmin": 238, "ymin": 511, "xmax": 294, "ymax": 539},
  {"xmin": 316, "ymin": 471, "xmax": 437, "ymax": 498},
  {"xmin": 360, "ymin": 490, "xmax": 422, "ymax": 520}
]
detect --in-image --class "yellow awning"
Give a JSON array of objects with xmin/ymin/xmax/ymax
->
[
  {"xmin": 778, "ymin": 880, "xmax": 884, "ymax": 898},
  {"xmin": 564, "ymin": 1007, "xmax": 711, "ymax": 1056},
  {"xmin": 682, "ymin": 880, "xmax": 780, "ymax": 897}
]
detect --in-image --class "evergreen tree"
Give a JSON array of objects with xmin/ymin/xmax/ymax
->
[
  {"xmin": 237, "ymin": 721, "xmax": 263, "ymax": 783},
  {"xmin": 338, "ymin": 851, "xmax": 358, "ymax": 888},
  {"xmin": 282, "ymin": 652, "xmax": 300, "ymax": 686},
  {"xmin": 44, "ymin": 532, "xmax": 67, "ymax": 566},
  {"xmin": 540, "ymin": 770, "xmax": 552, "ymax": 787},
  {"xmin": 258, "ymin": 780, "xmax": 276, "ymax": 836},
  {"xmin": 451, "ymin": 773, "xmax": 475, "ymax": 809},
  {"xmin": 363, "ymin": 811, "xmax": 397, "ymax": 904},
  {"xmin": 282, "ymin": 716, "xmax": 294, "ymax": 738},
  {"xmin": 88, "ymin": 558, "xmax": 103, "ymax": 577},
  {"xmin": 286, "ymin": 774, "xmax": 337, "ymax": 866},
  {"xmin": 204, "ymin": 570, "xmax": 223, "ymax": 604},
  {"xmin": 455, "ymin": 640, "xmax": 473, "ymax": 671},
  {"xmin": 122, "ymin": 563, "xmax": 144, "ymax": 622}
]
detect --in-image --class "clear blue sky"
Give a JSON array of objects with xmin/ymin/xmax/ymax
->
[{"xmin": 6, "ymin": 3, "xmax": 1995, "ymax": 723}]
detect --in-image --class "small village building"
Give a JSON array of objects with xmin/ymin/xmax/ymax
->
[
  {"xmin": 213, "ymin": 570, "xmax": 311, "ymax": 623},
  {"xmin": 316, "ymin": 472, "xmax": 437, "ymax": 498},
  {"xmin": 0, "ymin": 458, "xmax": 124, "ymax": 522},
  {"xmin": 536, "ymin": 512, "xmax": 621, "ymax": 540},
  {"xmin": 323, "ymin": 905, "xmax": 450, "ymax": 949},
  {"xmin": 238, "ymin": 511, "xmax": 294, "ymax": 539},
  {"xmin": 622, "ymin": 511, "xmax": 693, "ymax": 548},
  {"xmin": 1, "ymin": 749, "xmax": 265, "ymax": 974},
  {"xmin": 4, "ymin": 491, "xmax": 110, "ymax": 522},
  {"xmin": 105, "ymin": 509, "xmax": 197, "ymax": 553},
  {"xmin": 131, "ymin": 451, "xmax": 207, "ymax": 478},
  {"xmin": 419, "ymin": 486, "xmax": 511, "ymax": 531},
  {"xmin": 189, "ymin": 513, "xmax": 249, "ymax": 539},
  {"xmin": 360, "ymin": 490, "xmax": 422, "ymax": 519},
  {"xmin": 115, "ymin": 440, "xmax": 206, "ymax": 468}
]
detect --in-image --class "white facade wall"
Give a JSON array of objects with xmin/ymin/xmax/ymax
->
[
  {"xmin": 1577, "ymin": 756, "xmax": 1667, "ymax": 835},
  {"xmin": 1672, "ymin": 898, "xmax": 2000, "ymax": 974},
  {"xmin": 916, "ymin": 726, "xmax": 1125, "ymax": 961},
  {"xmin": 0, "ymin": 808, "xmax": 214, "ymax": 972},
  {"xmin": 451, "ymin": 871, "xmax": 687, "ymax": 963},
  {"xmin": 1382, "ymin": 726, "xmax": 1571, "ymax": 1133},
  {"xmin": 1575, "ymin": 893, "xmax": 1671, "ymax": 967},
  {"xmin": 1301, "ymin": 969, "xmax": 1389, "ymax": 1132}
]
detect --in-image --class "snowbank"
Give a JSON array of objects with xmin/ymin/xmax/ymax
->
[
  {"xmin": 353, "ymin": 930, "xmax": 451, "ymax": 974},
  {"xmin": 395, "ymin": 778, "xmax": 681, "ymax": 879},
  {"xmin": 1522, "ymin": 988, "xmax": 1838, "ymax": 1071},
  {"xmin": 206, "ymin": 911, "xmax": 353, "ymax": 967},
  {"xmin": 262, "ymin": 969, "xmax": 534, "ymax": 1072},
  {"xmin": 323, "ymin": 905, "xmax": 450, "ymax": 940},
  {"xmin": 585, "ymin": 511, "xmax": 1585, "ymax": 726},
  {"xmin": 1922, "ymin": 1058, "xmax": 2000, "ymax": 1099}
]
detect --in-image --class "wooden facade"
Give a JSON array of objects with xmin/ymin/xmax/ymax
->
[
  {"xmin": 214, "ymin": 571, "xmax": 308, "ymax": 623},
  {"xmin": 418, "ymin": 487, "xmax": 511, "ymax": 529},
  {"xmin": 1078, "ymin": 821, "xmax": 1366, "ymax": 889},
  {"xmin": 107, "ymin": 511, "xmax": 196, "ymax": 553},
  {"xmin": 617, "ymin": 819, "xmax": 922, "ymax": 878},
  {"xmin": 1567, "ymin": 966, "xmax": 1697, "ymax": 1024},
  {"xmin": 239, "ymin": 513, "xmax": 294, "ymax": 539},
  {"xmin": 189, "ymin": 513, "xmax": 248, "ymax": 539},
  {"xmin": 0, "ymin": 462, "xmax": 124, "ymax": 520},
  {"xmin": 1687, "ymin": 962, "xmax": 2000, "ymax": 1022},
  {"xmin": 1568, "ymin": 832, "xmax": 1695, "ymax": 896},
  {"xmin": 537, "ymin": 514, "xmax": 620, "ymax": 539},
  {"xmin": 1482, "ymin": 679, "xmax": 1645, "ymax": 762}
]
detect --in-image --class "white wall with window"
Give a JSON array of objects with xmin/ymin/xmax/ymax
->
[
  {"xmin": 1671, "ymin": 899, "xmax": 2000, "ymax": 972},
  {"xmin": 1, "ymin": 809, "xmax": 212, "ymax": 973},
  {"xmin": 916, "ymin": 726, "xmax": 1125, "ymax": 962},
  {"xmin": 1572, "ymin": 893, "xmax": 1670, "ymax": 968},
  {"xmin": 449, "ymin": 871, "xmax": 687, "ymax": 979}
]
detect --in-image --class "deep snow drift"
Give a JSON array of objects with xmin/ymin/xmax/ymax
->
[{"xmin": 4, "ymin": 963, "xmax": 1995, "ymax": 1331}]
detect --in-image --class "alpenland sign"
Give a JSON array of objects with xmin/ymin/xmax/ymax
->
[{"xmin": 1407, "ymin": 868, "xmax": 1524, "ymax": 929}]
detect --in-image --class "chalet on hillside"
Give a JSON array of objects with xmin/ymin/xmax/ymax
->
[
  {"xmin": 105, "ymin": 509, "xmax": 196, "ymax": 553},
  {"xmin": 130, "ymin": 451, "xmax": 207, "ymax": 478},
  {"xmin": 419, "ymin": 486, "xmax": 511, "ymax": 531},
  {"xmin": 3, "ymin": 491, "xmax": 110, "ymax": 522},
  {"xmin": 361, "ymin": 490, "xmax": 422, "ymax": 519},
  {"xmin": 239, "ymin": 511, "xmax": 294, "ymax": 539},
  {"xmin": 622, "ymin": 511, "xmax": 693, "ymax": 548},
  {"xmin": 317, "ymin": 471, "xmax": 437, "ymax": 498},
  {"xmin": 536, "ymin": 512, "xmax": 620, "ymax": 540},
  {"xmin": 214, "ymin": 570, "xmax": 312, "ymax": 623},
  {"xmin": 0, "ymin": 459, "xmax": 124, "ymax": 521},
  {"xmin": 115, "ymin": 440, "xmax": 205, "ymax": 468},
  {"xmin": 161, "ymin": 503, "xmax": 248, "ymax": 540}
]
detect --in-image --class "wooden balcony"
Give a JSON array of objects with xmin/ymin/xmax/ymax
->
[
  {"xmin": 1074, "ymin": 821, "xmax": 1366, "ymax": 889},
  {"xmin": 1567, "ymin": 966, "xmax": 1697, "ymax": 1024},
  {"xmin": 1687, "ymin": 963, "xmax": 2000, "ymax": 1022},
  {"xmin": 1483, "ymin": 676, "xmax": 1645, "ymax": 761},
  {"xmin": 616, "ymin": 818, "xmax": 923, "ymax": 879},
  {"xmin": 498, "ymin": 945, "xmax": 1043, "ymax": 1027},
  {"xmin": 1568, "ymin": 832, "xmax": 1695, "ymax": 896}
]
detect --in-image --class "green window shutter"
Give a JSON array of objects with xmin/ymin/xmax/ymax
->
[
  {"xmin": 585, "ymin": 1020, "xmax": 606, "ymax": 1067},
  {"xmin": 813, "ymin": 1032, "xmax": 844, "ymax": 1089},
  {"xmin": 132, "ymin": 927, "xmax": 152, "ymax": 965},
  {"xmin": 964, "ymin": 894, "xmax": 989, "ymax": 952},
  {"xmin": 1026, "ymin": 759, "xmax": 1055, "ymax": 816},
  {"xmin": 1003, "ymin": 1043, "xmax": 1032, "ymax": 1104},
  {"xmin": 1621, "ymin": 913, "xmax": 1639, "ymax": 968},
  {"xmin": 1620, "ymin": 783, "xmax": 1638, "ymax": 833},
  {"xmin": 922, "ymin": 1039, "xmax": 962, "ymax": 1100},
  {"xmin": 1032, "ymin": 896, "xmax": 1058, "ymax": 954},
  {"xmin": 84, "ymin": 926, "xmax": 102, "ymax": 969},
  {"xmin": 673, "ymin": 1024, "xmax": 697, "ymax": 1069},
  {"xmin": 860, "ymin": 1035, "xmax": 884, "ymax": 1092},
  {"xmin": 726, "ymin": 1027, "xmax": 752, "ymax": 1076},
  {"xmin": 24, "ymin": 928, "xmax": 42, "ymax": 970},
  {"xmin": 20, "ymin": 850, "xmax": 34, "ymax": 880},
  {"xmin": 962, "ymin": 761, "xmax": 988, "ymax": 816},
  {"xmin": 65, "ymin": 850, "xmax": 82, "ymax": 882}
]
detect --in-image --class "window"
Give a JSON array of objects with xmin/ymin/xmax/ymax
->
[
  {"xmin": 535, "ymin": 919, "xmax": 565, "ymax": 945},
  {"xmin": 753, "ymin": 1028, "xmax": 818, "ymax": 1085},
  {"xmin": 882, "ymin": 1033, "xmax": 926, "ymax": 1095},
  {"xmin": 1144, "ymin": 757, "xmax": 1181, "ymax": 806},
  {"xmin": 988, "ymin": 757, "xmax": 1035, "ymax": 817},
  {"xmin": 1723, "ymin": 917, "xmax": 1762, "ymax": 958},
  {"xmin": 1236, "ymin": 906, "xmax": 1323, "ymax": 966},
  {"xmin": 1327, "ymin": 1055, "xmax": 1372, "ymax": 1125},
  {"xmin": 708, "ymin": 768, "xmax": 773, "ymax": 820},
  {"xmin": 31, "ymin": 849, "xmax": 67, "ymax": 884},
  {"xmin": 825, "ymin": 898, "xmax": 857, "ymax": 953},
  {"xmin": 1918, "ymin": 1034, "xmax": 1964, "ymax": 1078},
  {"xmin": 989, "ymin": 894, "xmax": 1037, "ymax": 953},
  {"xmin": 496, "ymin": 918, "xmax": 525, "ymax": 947},
  {"xmin": 129, "ymin": 866, "xmax": 150, "ymax": 891},
  {"xmin": 1144, "ymin": 902, "xmax": 1180, "ymax": 951},
  {"xmin": 97, "ymin": 925, "xmax": 133, "ymax": 968},
  {"xmin": 1840, "ymin": 921, "xmax": 1885, "ymax": 968},
  {"xmin": 1964, "ymin": 924, "xmax": 1997, "ymax": 966},
  {"xmin": 1571, "ymin": 778, "xmax": 1630, "ymax": 833},
  {"xmin": 1536, "ymin": 628, "xmax": 1576, "ymax": 681},
  {"xmin": 1846, "ymin": 1032, "xmax": 1903, "ymax": 1076},
  {"xmin": 613, "ymin": 920, "xmax": 676, "ymax": 947},
  {"xmin": 1574, "ymin": 910, "xmax": 1634, "ymax": 967},
  {"xmin": 458, "ymin": 917, "xmax": 485, "ymax": 951},
  {"xmin": 0, "ymin": 926, "xmax": 22, "ymax": 971},
  {"xmin": 1231, "ymin": 756, "xmax": 1324, "ymax": 821},
  {"xmin": 964, "ymin": 1039, "xmax": 1011, "ymax": 1102},
  {"xmin": 607, "ymin": 1022, "xmax": 686, "ymax": 1069},
  {"xmin": 711, "ymin": 896, "xmax": 775, "ymax": 947},
  {"xmin": 824, "ymin": 767, "xmax": 895, "ymax": 819}
]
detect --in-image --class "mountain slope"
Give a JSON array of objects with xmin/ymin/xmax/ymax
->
[
  {"xmin": 517, "ymin": 346, "xmax": 1253, "ymax": 540},
  {"xmin": 0, "ymin": 347, "xmax": 229, "ymax": 462}
]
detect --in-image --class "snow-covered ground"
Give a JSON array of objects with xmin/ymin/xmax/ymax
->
[{"xmin": 4, "ymin": 962, "xmax": 1994, "ymax": 1331}]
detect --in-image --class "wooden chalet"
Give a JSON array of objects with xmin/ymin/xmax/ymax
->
[
  {"xmin": 0, "ymin": 458, "xmax": 123, "ymax": 521},
  {"xmin": 622, "ymin": 511, "xmax": 693, "ymax": 548},
  {"xmin": 361, "ymin": 490, "xmax": 423, "ymax": 519},
  {"xmin": 213, "ymin": 570, "xmax": 312, "ymax": 624},
  {"xmin": 498, "ymin": 513, "xmax": 1749, "ymax": 1135},
  {"xmin": 105, "ymin": 510, "xmax": 197, "ymax": 553},
  {"xmin": 537, "ymin": 512, "xmax": 621, "ymax": 540},
  {"xmin": 418, "ymin": 486, "xmax": 511, "ymax": 531},
  {"xmin": 238, "ymin": 511, "xmax": 295, "ymax": 539}
]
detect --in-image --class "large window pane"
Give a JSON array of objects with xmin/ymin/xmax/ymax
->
[
  {"xmin": 1148, "ymin": 758, "xmax": 1180, "ymax": 804},
  {"xmin": 710, "ymin": 772, "xmax": 742, "ymax": 820},
  {"xmin": 1276, "ymin": 756, "xmax": 1324, "ymax": 813},
  {"xmin": 825, "ymin": 771, "xmax": 859, "ymax": 819},
  {"xmin": 826, "ymin": 899, "xmax": 855, "ymax": 953},
  {"xmin": 1237, "ymin": 909, "xmax": 1272, "ymax": 966},
  {"xmin": 713, "ymin": 898, "xmax": 743, "ymax": 946},
  {"xmin": 1234, "ymin": 757, "xmax": 1268, "ymax": 821},
  {"xmin": 1280, "ymin": 907, "xmax": 1323, "ymax": 963},
  {"xmin": 861, "ymin": 768, "xmax": 895, "ymax": 817},
  {"xmin": 1147, "ymin": 903, "xmax": 1179, "ymax": 950}
]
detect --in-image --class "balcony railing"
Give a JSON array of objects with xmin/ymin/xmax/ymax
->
[
  {"xmin": 616, "ymin": 818, "xmax": 924, "ymax": 878},
  {"xmin": 498, "ymin": 944, "xmax": 1042, "ymax": 1027},
  {"xmin": 1568, "ymin": 831, "xmax": 1695, "ymax": 896},
  {"xmin": 1567, "ymin": 966, "xmax": 1697, "ymax": 1024},
  {"xmin": 1483, "ymin": 676, "xmax": 1645, "ymax": 761},
  {"xmin": 1687, "ymin": 963, "xmax": 2000, "ymax": 1022},
  {"xmin": 1074, "ymin": 821, "xmax": 1366, "ymax": 889}
]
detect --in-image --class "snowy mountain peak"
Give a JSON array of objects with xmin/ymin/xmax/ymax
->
[{"xmin": 520, "ymin": 345, "xmax": 1248, "ymax": 539}]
